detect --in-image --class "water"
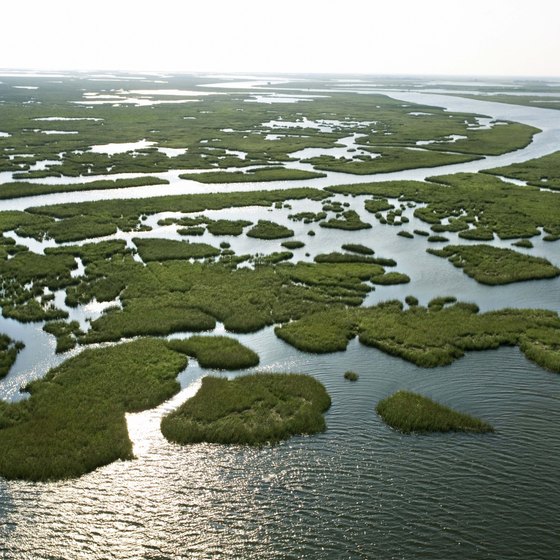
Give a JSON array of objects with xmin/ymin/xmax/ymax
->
[
  {"xmin": 1, "ymin": 78, "xmax": 560, "ymax": 559},
  {"xmin": 1, "ymin": 340, "xmax": 559, "ymax": 559}
]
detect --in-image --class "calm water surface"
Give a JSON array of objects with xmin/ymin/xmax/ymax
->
[{"xmin": 0, "ymin": 81, "xmax": 559, "ymax": 559}]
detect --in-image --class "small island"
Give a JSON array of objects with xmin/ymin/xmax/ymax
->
[
  {"xmin": 376, "ymin": 390, "xmax": 494, "ymax": 434},
  {"xmin": 161, "ymin": 373, "xmax": 331, "ymax": 445}
]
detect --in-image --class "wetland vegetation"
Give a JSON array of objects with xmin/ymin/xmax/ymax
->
[
  {"xmin": 376, "ymin": 391, "xmax": 494, "ymax": 434},
  {"xmin": 0, "ymin": 339, "xmax": 188, "ymax": 481},
  {"xmin": 0, "ymin": 74, "xmax": 560, "ymax": 487},
  {"xmin": 427, "ymin": 244, "xmax": 560, "ymax": 284},
  {"xmin": 161, "ymin": 373, "xmax": 331, "ymax": 446}
]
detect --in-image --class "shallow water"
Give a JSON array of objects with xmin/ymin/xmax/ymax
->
[{"xmin": 1, "ymin": 78, "xmax": 560, "ymax": 559}]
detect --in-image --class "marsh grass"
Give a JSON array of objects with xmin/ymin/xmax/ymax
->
[
  {"xmin": 427, "ymin": 244, "xmax": 560, "ymax": 284},
  {"xmin": 246, "ymin": 220, "xmax": 294, "ymax": 240},
  {"xmin": 133, "ymin": 238, "xmax": 220, "ymax": 262},
  {"xmin": 0, "ymin": 339, "xmax": 188, "ymax": 481},
  {"xmin": 341, "ymin": 243, "xmax": 374, "ymax": 255},
  {"xmin": 161, "ymin": 373, "xmax": 331, "ymax": 446},
  {"xmin": 0, "ymin": 177, "xmax": 168, "ymax": 200},
  {"xmin": 281, "ymin": 240, "xmax": 305, "ymax": 249},
  {"xmin": 343, "ymin": 370, "xmax": 359, "ymax": 381},
  {"xmin": 168, "ymin": 336, "xmax": 259, "ymax": 370},
  {"xmin": 376, "ymin": 391, "xmax": 494, "ymax": 434},
  {"xmin": 320, "ymin": 210, "xmax": 371, "ymax": 231},
  {"xmin": 179, "ymin": 167, "xmax": 326, "ymax": 183},
  {"xmin": 0, "ymin": 335, "xmax": 24, "ymax": 379}
]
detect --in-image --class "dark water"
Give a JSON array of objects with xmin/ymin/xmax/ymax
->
[
  {"xmin": 1, "ymin": 335, "xmax": 559, "ymax": 559},
  {"xmin": 1, "ymin": 82, "xmax": 560, "ymax": 559}
]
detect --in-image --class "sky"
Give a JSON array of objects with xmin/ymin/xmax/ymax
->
[{"xmin": 1, "ymin": 0, "xmax": 559, "ymax": 78}]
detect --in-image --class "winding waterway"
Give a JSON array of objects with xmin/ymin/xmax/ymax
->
[{"xmin": 1, "ymin": 79, "xmax": 559, "ymax": 559}]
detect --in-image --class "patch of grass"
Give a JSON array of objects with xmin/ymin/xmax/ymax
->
[
  {"xmin": 179, "ymin": 167, "xmax": 326, "ymax": 183},
  {"xmin": 405, "ymin": 295, "xmax": 419, "ymax": 306},
  {"xmin": 364, "ymin": 198, "xmax": 394, "ymax": 214},
  {"xmin": 326, "ymin": 173, "xmax": 560, "ymax": 240},
  {"xmin": 161, "ymin": 373, "xmax": 331, "ymax": 445},
  {"xmin": 397, "ymin": 230, "xmax": 414, "ymax": 239},
  {"xmin": 0, "ymin": 177, "xmax": 168, "ymax": 200},
  {"xmin": 370, "ymin": 272, "xmax": 410, "ymax": 285},
  {"xmin": 341, "ymin": 243, "xmax": 374, "ymax": 255},
  {"xmin": 133, "ymin": 238, "xmax": 220, "ymax": 262},
  {"xmin": 303, "ymin": 147, "xmax": 480, "ymax": 175},
  {"xmin": 376, "ymin": 391, "xmax": 494, "ymax": 434},
  {"xmin": 246, "ymin": 220, "xmax": 294, "ymax": 240},
  {"xmin": 281, "ymin": 240, "xmax": 305, "ymax": 249},
  {"xmin": 275, "ymin": 309, "xmax": 358, "ymax": 353},
  {"xmin": 427, "ymin": 235, "xmax": 449, "ymax": 243},
  {"xmin": 288, "ymin": 211, "xmax": 327, "ymax": 223},
  {"xmin": 276, "ymin": 300, "xmax": 560, "ymax": 371},
  {"xmin": 43, "ymin": 320, "xmax": 83, "ymax": 353},
  {"xmin": 178, "ymin": 226, "xmax": 205, "ymax": 236},
  {"xmin": 427, "ymin": 244, "xmax": 560, "ymax": 285},
  {"xmin": 168, "ymin": 336, "xmax": 259, "ymax": 370},
  {"xmin": 485, "ymin": 150, "xmax": 560, "ymax": 191},
  {"xmin": 343, "ymin": 370, "xmax": 359, "ymax": 381},
  {"xmin": 512, "ymin": 239, "xmax": 534, "ymax": 249},
  {"xmin": 0, "ymin": 338, "xmax": 188, "ymax": 481},
  {"xmin": 0, "ymin": 335, "xmax": 24, "ymax": 380},
  {"xmin": 207, "ymin": 219, "xmax": 252, "ymax": 236},
  {"xmin": 320, "ymin": 210, "xmax": 371, "ymax": 231}
]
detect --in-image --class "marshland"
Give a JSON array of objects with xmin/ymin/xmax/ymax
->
[{"xmin": 0, "ymin": 72, "xmax": 559, "ymax": 559}]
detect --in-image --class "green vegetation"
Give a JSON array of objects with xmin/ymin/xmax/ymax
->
[
  {"xmin": 427, "ymin": 244, "xmax": 560, "ymax": 285},
  {"xmin": 275, "ymin": 300, "xmax": 560, "ymax": 371},
  {"xmin": 343, "ymin": 370, "xmax": 359, "ymax": 381},
  {"xmin": 207, "ymin": 219, "xmax": 252, "ymax": 236},
  {"xmin": 161, "ymin": 373, "xmax": 331, "ymax": 446},
  {"xmin": 43, "ymin": 320, "xmax": 83, "ymax": 353},
  {"xmin": 327, "ymin": 173, "xmax": 560, "ymax": 240},
  {"xmin": 179, "ymin": 167, "xmax": 326, "ymax": 183},
  {"xmin": 288, "ymin": 211, "xmax": 327, "ymax": 223},
  {"xmin": 0, "ymin": 338, "xmax": 188, "ymax": 481},
  {"xmin": 319, "ymin": 210, "xmax": 371, "ymax": 231},
  {"xmin": 0, "ymin": 335, "xmax": 24, "ymax": 379},
  {"xmin": 512, "ymin": 239, "xmax": 533, "ymax": 249},
  {"xmin": 281, "ymin": 240, "xmax": 305, "ymax": 249},
  {"xmin": 427, "ymin": 235, "xmax": 449, "ymax": 243},
  {"xmin": 246, "ymin": 220, "xmax": 294, "ymax": 240},
  {"xmin": 405, "ymin": 295, "xmax": 419, "ymax": 306},
  {"xmin": 303, "ymin": 147, "xmax": 481, "ymax": 175},
  {"xmin": 178, "ymin": 226, "xmax": 205, "ymax": 236},
  {"xmin": 0, "ymin": 176, "xmax": 168, "ymax": 200},
  {"xmin": 133, "ymin": 238, "xmax": 221, "ymax": 262},
  {"xmin": 397, "ymin": 230, "xmax": 414, "ymax": 239},
  {"xmin": 376, "ymin": 391, "xmax": 493, "ymax": 434},
  {"xmin": 168, "ymin": 336, "xmax": 259, "ymax": 370},
  {"xmin": 364, "ymin": 198, "xmax": 394, "ymax": 214},
  {"xmin": 485, "ymin": 150, "xmax": 560, "ymax": 191},
  {"xmin": 341, "ymin": 243, "xmax": 374, "ymax": 255}
]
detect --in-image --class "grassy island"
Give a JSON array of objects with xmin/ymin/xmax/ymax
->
[
  {"xmin": 168, "ymin": 336, "xmax": 259, "ymax": 370},
  {"xmin": 0, "ymin": 335, "xmax": 24, "ymax": 379},
  {"xmin": 376, "ymin": 391, "xmax": 494, "ymax": 434},
  {"xmin": 427, "ymin": 244, "xmax": 560, "ymax": 284},
  {"xmin": 161, "ymin": 373, "xmax": 331, "ymax": 446},
  {"xmin": 179, "ymin": 167, "xmax": 326, "ymax": 183},
  {"xmin": 0, "ymin": 338, "xmax": 188, "ymax": 481}
]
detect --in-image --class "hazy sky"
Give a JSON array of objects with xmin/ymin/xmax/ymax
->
[{"xmin": 2, "ymin": 0, "xmax": 559, "ymax": 77}]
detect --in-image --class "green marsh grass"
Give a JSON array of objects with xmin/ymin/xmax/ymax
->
[
  {"xmin": 376, "ymin": 391, "xmax": 494, "ymax": 434},
  {"xmin": 0, "ymin": 338, "xmax": 188, "ymax": 481},
  {"xmin": 161, "ymin": 373, "xmax": 331, "ymax": 446},
  {"xmin": 427, "ymin": 244, "xmax": 560, "ymax": 285},
  {"xmin": 168, "ymin": 336, "xmax": 259, "ymax": 370}
]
